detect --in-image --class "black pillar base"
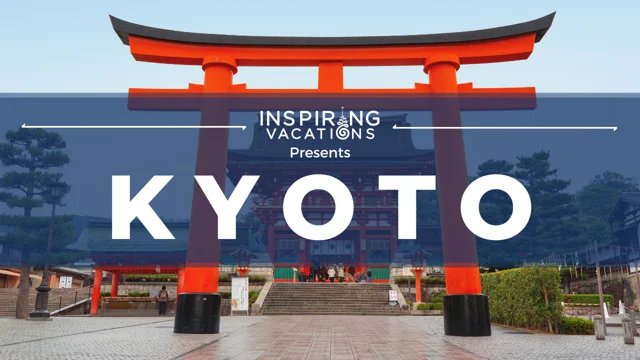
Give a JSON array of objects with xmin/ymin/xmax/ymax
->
[
  {"xmin": 174, "ymin": 293, "xmax": 221, "ymax": 334},
  {"xmin": 443, "ymin": 294, "xmax": 491, "ymax": 337},
  {"xmin": 29, "ymin": 287, "xmax": 52, "ymax": 320},
  {"xmin": 27, "ymin": 310, "xmax": 52, "ymax": 320}
]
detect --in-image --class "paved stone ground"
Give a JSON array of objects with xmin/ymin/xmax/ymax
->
[
  {"xmin": 400, "ymin": 317, "xmax": 640, "ymax": 360},
  {"xmin": 1, "ymin": 315, "xmax": 638, "ymax": 359},
  {"xmin": 180, "ymin": 316, "xmax": 482, "ymax": 360},
  {"xmin": 0, "ymin": 316, "xmax": 260, "ymax": 360},
  {"xmin": 0, "ymin": 316, "xmax": 479, "ymax": 360}
]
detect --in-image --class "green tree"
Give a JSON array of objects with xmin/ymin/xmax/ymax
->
[
  {"xmin": 0, "ymin": 128, "xmax": 73, "ymax": 319},
  {"xmin": 513, "ymin": 150, "xmax": 578, "ymax": 255},
  {"xmin": 476, "ymin": 159, "xmax": 515, "ymax": 226},
  {"xmin": 578, "ymin": 171, "xmax": 639, "ymax": 219}
]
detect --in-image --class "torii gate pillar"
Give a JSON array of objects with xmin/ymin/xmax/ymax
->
[{"xmin": 426, "ymin": 55, "xmax": 490, "ymax": 336}]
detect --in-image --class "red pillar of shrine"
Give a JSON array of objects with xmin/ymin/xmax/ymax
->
[
  {"xmin": 110, "ymin": 272, "xmax": 119, "ymax": 297},
  {"xmin": 90, "ymin": 268, "xmax": 102, "ymax": 315},
  {"xmin": 357, "ymin": 226, "xmax": 367, "ymax": 274},
  {"xmin": 175, "ymin": 56, "xmax": 236, "ymax": 334},
  {"xmin": 414, "ymin": 269, "xmax": 423, "ymax": 304},
  {"xmin": 425, "ymin": 54, "xmax": 490, "ymax": 336},
  {"xmin": 177, "ymin": 265, "xmax": 185, "ymax": 296}
]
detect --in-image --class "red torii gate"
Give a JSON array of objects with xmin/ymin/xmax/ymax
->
[{"xmin": 110, "ymin": 12, "xmax": 554, "ymax": 336}]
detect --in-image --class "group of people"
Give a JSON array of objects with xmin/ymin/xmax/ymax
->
[
  {"xmin": 325, "ymin": 263, "xmax": 345, "ymax": 282},
  {"xmin": 299, "ymin": 261, "xmax": 371, "ymax": 283}
]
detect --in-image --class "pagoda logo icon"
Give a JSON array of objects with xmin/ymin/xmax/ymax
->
[
  {"xmin": 258, "ymin": 107, "xmax": 380, "ymax": 142},
  {"xmin": 335, "ymin": 107, "xmax": 351, "ymax": 141}
]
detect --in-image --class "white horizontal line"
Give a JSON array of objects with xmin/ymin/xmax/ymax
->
[
  {"xmin": 22, "ymin": 124, "xmax": 246, "ymax": 130},
  {"xmin": 393, "ymin": 125, "xmax": 617, "ymax": 131}
]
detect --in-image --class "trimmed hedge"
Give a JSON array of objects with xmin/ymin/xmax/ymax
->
[
  {"xmin": 558, "ymin": 317, "xmax": 595, "ymax": 335},
  {"xmin": 431, "ymin": 297, "xmax": 443, "ymax": 303},
  {"xmin": 124, "ymin": 274, "xmax": 177, "ymax": 282},
  {"xmin": 416, "ymin": 303, "xmax": 443, "ymax": 311},
  {"xmin": 249, "ymin": 291, "xmax": 260, "ymax": 306},
  {"xmin": 394, "ymin": 276, "xmax": 445, "ymax": 285},
  {"xmin": 481, "ymin": 267, "xmax": 564, "ymax": 333},
  {"xmin": 563, "ymin": 294, "xmax": 614, "ymax": 307},
  {"xmin": 218, "ymin": 275, "xmax": 266, "ymax": 283},
  {"xmin": 219, "ymin": 290, "xmax": 260, "ymax": 302},
  {"xmin": 100, "ymin": 291, "xmax": 150, "ymax": 297}
]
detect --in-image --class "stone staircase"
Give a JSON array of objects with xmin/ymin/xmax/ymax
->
[
  {"xmin": 0, "ymin": 287, "xmax": 92, "ymax": 317},
  {"xmin": 261, "ymin": 283, "xmax": 404, "ymax": 316}
]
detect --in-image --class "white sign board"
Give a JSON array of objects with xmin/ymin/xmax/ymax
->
[
  {"xmin": 389, "ymin": 290, "xmax": 398, "ymax": 302},
  {"xmin": 59, "ymin": 276, "xmax": 72, "ymax": 289},
  {"xmin": 231, "ymin": 277, "xmax": 249, "ymax": 312}
]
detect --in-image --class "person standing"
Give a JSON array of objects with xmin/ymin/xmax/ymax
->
[
  {"xmin": 312, "ymin": 257, "xmax": 320, "ymax": 282},
  {"xmin": 338, "ymin": 264, "xmax": 345, "ymax": 283},
  {"xmin": 328, "ymin": 266, "xmax": 336, "ymax": 283},
  {"xmin": 157, "ymin": 285, "xmax": 169, "ymax": 315}
]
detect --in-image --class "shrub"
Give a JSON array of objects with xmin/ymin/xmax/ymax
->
[
  {"xmin": 558, "ymin": 317, "xmax": 594, "ymax": 335},
  {"xmin": 248, "ymin": 275, "xmax": 266, "ymax": 283},
  {"xmin": 416, "ymin": 303, "xmax": 443, "ymax": 311},
  {"xmin": 431, "ymin": 297, "xmax": 443, "ymax": 303},
  {"xmin": 220, "ymin": 291, "xmax": 260, "ymax": 304},
  {"xmin": 100, "ymin": 291, "xmax": 111, "ymax": 298},
  {"xmin": 124, "ymin": 274, "xmax": 177, "ymax": 282},
  {"xmin": 393, "ymin": 276, "xmax": 446, "ymax": 285},
  {"xmin": 249, "ymin": 291, "xmax": 260, "ymax": 305},
  {"xmin": 481, "ymin": 267, "xmax": 564, "ymax": 333},
  {"xmin": 129, "ymin": 291, "xmax": 150, "ymax": 297},
  {"xmin": 562, "ymin": 294, "xmax": 614, "ymax": 307},
  {"xmin": 405, "ymin": 300, "xmax": 413, "ymax": 306},
  {"xmin": 423, "ymin": 277, "xmax": 445, "ymax": 284},
  {"xmin": 393, "ymin": 277, "xmax": 412, "ymax": 284}
]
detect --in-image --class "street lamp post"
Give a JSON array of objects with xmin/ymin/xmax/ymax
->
[
  {"xmin": 230, "ymin": 246, "xmax": 257, "ymax": 277},
  {"xmin": 29, "ymin": 182, "xmax": 65, "ymax": 320},
  {"xmin": 405, "ymin": 246, "xmax": 432, "ymax": 305}
]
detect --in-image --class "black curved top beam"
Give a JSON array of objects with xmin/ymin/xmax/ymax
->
[{"xmin": 110, "ymin": 13, "xmax": 555, "ymax": 47}]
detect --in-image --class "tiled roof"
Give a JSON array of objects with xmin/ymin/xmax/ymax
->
[
  {"xmin": 66, "ymin": 221, "xmax": 257, "ymax": 253},
  {"xmin": 608, "ymin": 192, "xmax": 640, "ymax": 223},
  {"xmin": 620, "ymin": 192, "xmax": 640, "ymax": 205},
  {"xmin": 67, "ymin": 222, "xmax": 189, "ymax": 253}
]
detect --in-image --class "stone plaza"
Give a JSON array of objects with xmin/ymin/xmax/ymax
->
[{"xmin": 0, "ymin": 316, "xmax": 637, "ymax": 360}]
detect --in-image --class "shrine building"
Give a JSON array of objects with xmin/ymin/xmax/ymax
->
[{"xmin": 68, "ymin": 114, "xmax": 444, "ymax": 284}]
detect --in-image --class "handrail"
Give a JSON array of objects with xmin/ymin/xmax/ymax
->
[{"xmin": 47, "ymin": 285, "xmax": 93, "ymax": 312}]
